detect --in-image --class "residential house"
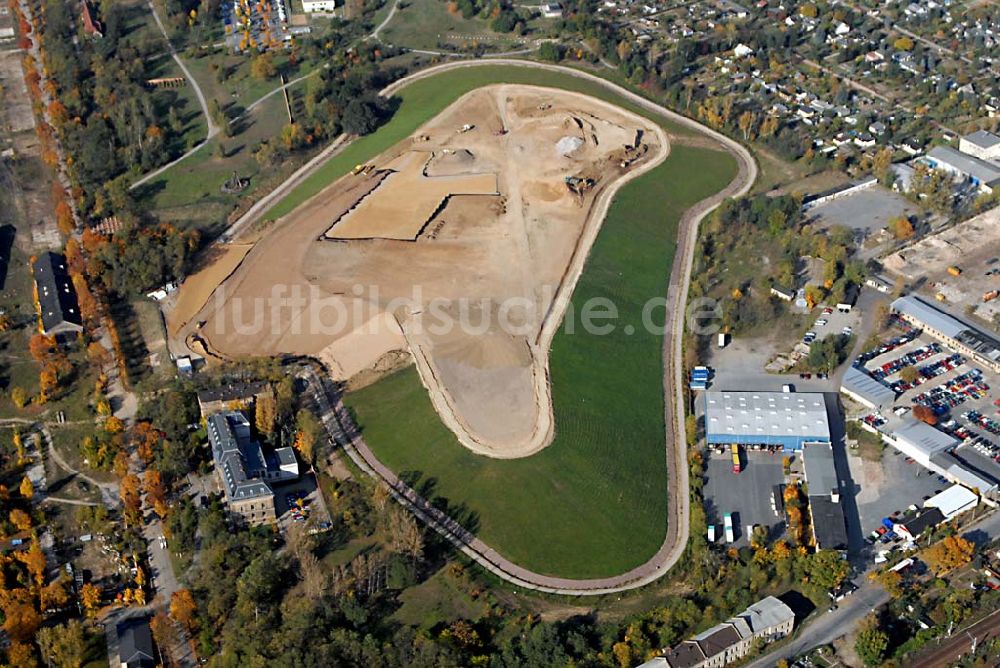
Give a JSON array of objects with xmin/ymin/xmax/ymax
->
[
  {"xmin": 770, "ymin": 285, "xmax": 795, "ymax": 301},
  {"xmin": 541, "ymin": 2, "xmax": 563, "ymax": 18},
  {"xmin": 80, "ymin": 1, "xmax": 104, "ymax": 38},
  {"xmin": 643, "ymin": 596, "xmax": 795, "ymax": 668},
  {"xmin": 302, "ymin": 0, "xmax": 338, "ymax": 11},
  {"xmin": 118, "ymin": 618, "xmax": 156, "ymax": 668}
]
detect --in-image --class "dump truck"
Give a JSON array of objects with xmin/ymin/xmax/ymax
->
[
  {"xmin": 947, "ymin": 266, "xmax": 962, "ymax": 277},
  {"xmin": 984, "ymin": 290, "xmax": 999, "ymax": 303}
]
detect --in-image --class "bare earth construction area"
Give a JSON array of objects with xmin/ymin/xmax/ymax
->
[{"xmin": 174, "ymin": 85, "xmax": 667, "ymax": 457}]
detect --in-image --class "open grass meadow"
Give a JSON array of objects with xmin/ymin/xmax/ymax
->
[
  {"xmin": 348, "ymin": 139, "xmax": 738, "ymax": 578},
  {"xmin": 264, "ymin": 65, "xmax": 702, "ymax": 220}
]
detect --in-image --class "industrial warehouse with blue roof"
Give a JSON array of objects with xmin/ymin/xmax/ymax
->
[{"xmin": 704, "ymin": 391, "xmax": 831, "ymax": 451}]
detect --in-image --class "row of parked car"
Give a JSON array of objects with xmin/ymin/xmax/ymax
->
[
  {"xmin": 888, "ymin": 353, "xmax": 966, "ymax": 394},
  {"xmin": 853, "ymin": 322, "xmax": 921, "ymax": 367},
  {"xmin": 869, "ymin": 342, "xmax": 943, "ymax": 381},
  {"xmin": 911, "ymin": 369, "xmax": 988, "ymax": 415},
  {"xmin": 964, "ymin": 410, "xmax": 1000, "ymax": 436}
]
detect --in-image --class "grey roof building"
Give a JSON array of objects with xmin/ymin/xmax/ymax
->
[
  {"xmin": 654, "ymin": 596, "xmax": 795, "ymax": 668},
  {"xmin": 803, "ymin": 442, "xmax": 839, "ymax": 497},
  {"xmin": 891, "ymin": 295, "xmax": 1000, "ymax": 372},
  {"xmin": 923, "ymin": 145, "xmax": 1000, "ymax": 192},
  {"xmin": 959, "ymin": 130, "xmax": 1000, "ymax": 160},
  {"xmin": 841, "ymin": 366, "xmax": 896, "ymax": 410},
  {"xmin": 118, "ymin": 618, "xmax": 156, "ymax": 668},
  {"xmin": 32, "ymin": 251, "xmax": 82, "ymax": 338},
  {"xmin": 208, "ymin": 411, "xmax": 299, "ymax": 524},
  {"xmin": 739, "ymin": 596, "xmax": 796, "ymax": 637}
]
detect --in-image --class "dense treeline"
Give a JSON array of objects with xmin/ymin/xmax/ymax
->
[{"xmin": 38, "ymin": 1, "xmax": 185, "ymax": 215}]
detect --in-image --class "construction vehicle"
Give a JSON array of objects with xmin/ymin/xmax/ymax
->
[
  {"xmin": 947, "ymin": 266, "xmax": 962, "ymax": 277},
  {"xmin": 935, "ymin": 293, "xmax": 947, "ymax": 302},
  {"xmin": 984, "ymin": 290, "xmax": 999, "ymax": 303},
  {"xmin": 564, "ymin": 175, "xmax": 596, "ymax": 200},
  {"xmin": 351, "ymin": 164, "xmax": 366, "ymax": 175}
]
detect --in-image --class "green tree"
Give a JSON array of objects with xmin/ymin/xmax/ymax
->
[
  {"xmin": 855, "ymin": 622, "xmax": 889, "ymax": 666},
  {"xmin": 538, "ymin": 42, "xmax": 563, "ymax": 62},
  {"xmin": 804, "ymin": 550, "xmax": 849, "ymax": 589},
  {"xmin": 36, "ymin": 620, "xmax": 87, "ymax": 668}
]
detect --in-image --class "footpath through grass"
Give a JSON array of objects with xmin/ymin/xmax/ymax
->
[
  {"xmin": 265, "ymin": 65, "xmax": 698, "ymax": 221},
  {"xmin": 348, "ymin": 135, "xmax": 737, "ymax": 578}
]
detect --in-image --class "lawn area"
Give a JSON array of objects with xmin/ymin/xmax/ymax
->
[
  {"xmin": 348, "ymin": 141, "xmax": 738, "ymax": 579},
  {"xmin": 265, "ymin": 64, "xmax": 700, "ymax": 221},
  {"xmin": 136, "ymin": 91, "xmax": 293, "ymax": 235},
  {"xmin": 380, "ymin": 0, "xmax": 523, "ymax": 51}
]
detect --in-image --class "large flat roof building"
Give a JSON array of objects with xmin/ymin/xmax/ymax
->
[
  {"xmin": 959, "ymin": 130, "xmax": 1000, "ymax": 161},
  {"xmin": 890, "ymin": 295, "xmax": 1000, "ymax": 373},
  {"xmin": 887, "ymin": 419, "xmax": 959, "ymax": 467},
  {"xmin": 704, "ymin": 391, "xmax": 830, "ymax": 451},
  {"xmin": 802, "ymin": 442, "xmax": 849, "ymax": 550},
  {"xmin": 923, "ymin": 145, "xmax": 1000, "ymax": 193}
]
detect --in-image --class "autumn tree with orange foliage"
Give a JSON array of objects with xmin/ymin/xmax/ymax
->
[
  {"xmin": 9, "ymin": 508, "xmax": 32, "ymax": 532},
  {"xmin": 80, "ymin": 582, "xmax": 101, "ymax": 616},
  {"xmin": 170, "ymin": 588, "xmax": 199, "ymax": 633},
  {"xmin": 144, "ymin": 469, "xmax": 169, "ymax": 519},
  {"xmin": 120, "ymin": 473, "xmax": 142, "ymax": 526},
  {"xmin": 924, "ymin": 535, "xmax": 975, "ymax": 574},
  {"xmin": 131, "ymin": 421, "xmax": 161, "ymax": 465}
]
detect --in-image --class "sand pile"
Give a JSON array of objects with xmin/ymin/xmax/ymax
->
[{"xmin": 556, "ymin": 135, "xmax": 584, "ymax": 156}]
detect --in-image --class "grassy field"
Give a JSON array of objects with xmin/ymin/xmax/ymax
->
[
  {"xmin": 348, "ymin": 138, "xmax": 738, "ymax": 578},
  {"xmin": 379, "ymin": 0, "xmax": 561, "ymax": 51},
  {"xmin": 266, "ymin": 65, "xmax": 700, "ymax": 220},
  {"xmin": 136, "ymin": 92, "xmax": 294, "ymax": 236}
]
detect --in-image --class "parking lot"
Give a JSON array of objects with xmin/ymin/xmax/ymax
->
[
  {"xmin": 848, "ymin": 445, "xmax": 948, "ymax": 544},
  {"xmin": 274, "ymin": 475, "xmax": 331, "ymax": 531},
  {"xmin": 857, "ymin": 331, "xmax": 1000, "ymax": 477},
  {"xmin": 795, "ymin": 304, "xmax": 861, "ymax": 357},
  {"xmin": 807, "ymin": 187, "xmax": 921, "ymax": 234},
  {"xmin": 703, "ymin": 451, "xmax": 787, "ymax": 548}
]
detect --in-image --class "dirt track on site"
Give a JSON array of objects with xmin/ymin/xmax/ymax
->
[{"xmin": 178, "ymin": 83, "xmax": 667, "ymax": 458}]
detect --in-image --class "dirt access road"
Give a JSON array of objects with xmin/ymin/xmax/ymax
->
[{"xmin": 279, "ymin": 61, "xmax": 756, "ymax": 593}]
